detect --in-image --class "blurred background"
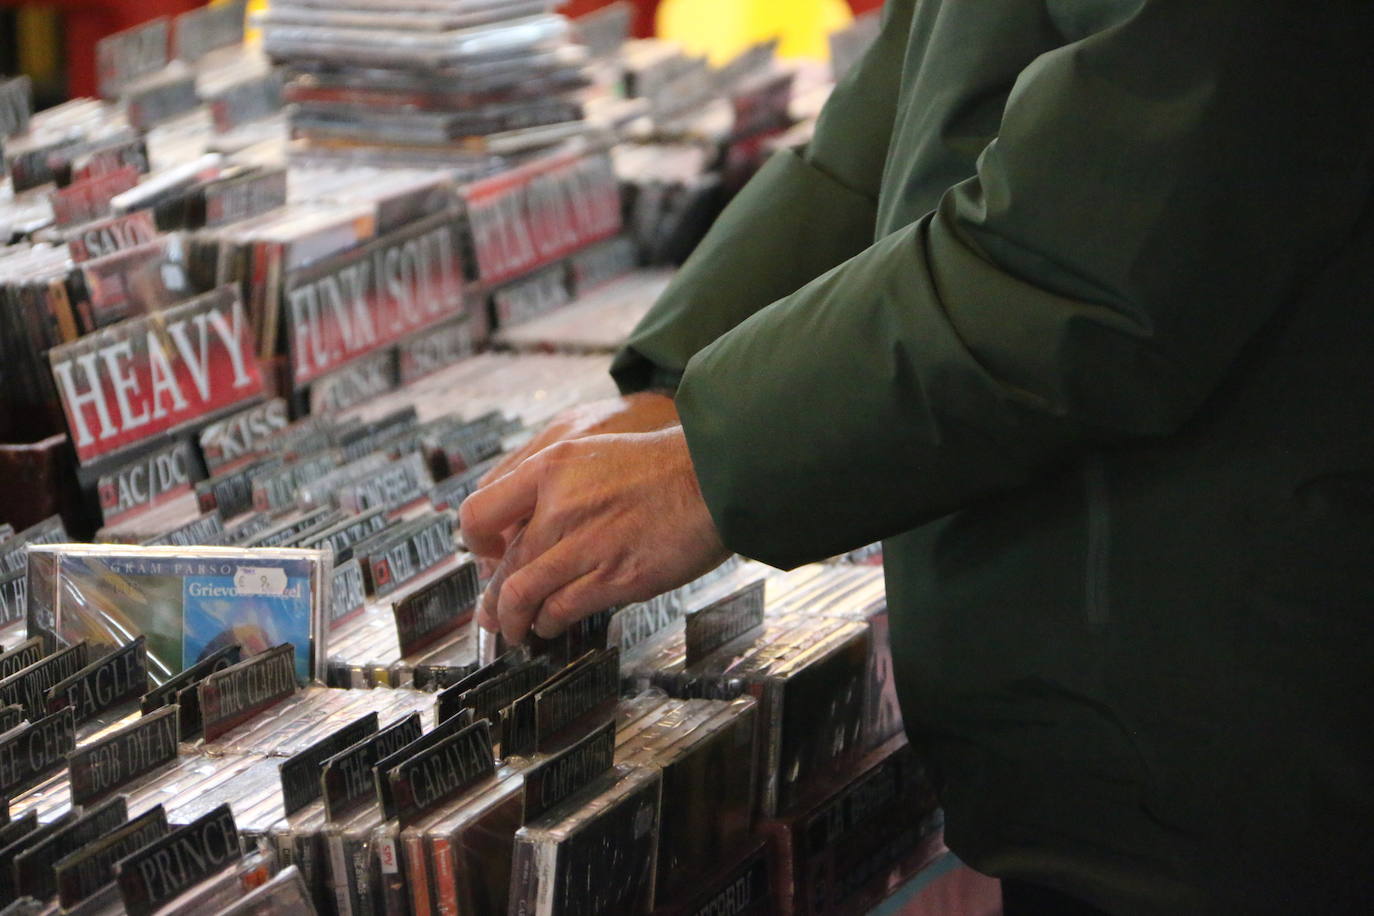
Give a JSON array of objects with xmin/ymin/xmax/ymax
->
[{"xmin": 1, "ymin": 0, "xmax": 886, "ymax": 103}]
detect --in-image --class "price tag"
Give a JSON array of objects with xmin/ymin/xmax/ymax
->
[
  {"xmin": 377, "ymin": 837, "xmax": 400, "ymax": 875},
  {"xmin": 234, "ymin": 567, "xmax": 287, "ymax": 596}
]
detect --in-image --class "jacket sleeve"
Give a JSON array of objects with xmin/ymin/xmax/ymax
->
[
  {"xmin": 675, "ymin": 0, "xmax": 1374, "ymax": 568},
  {"xmin": 610, "ymin": 0, "xmax": 916, "ymax": 393}
]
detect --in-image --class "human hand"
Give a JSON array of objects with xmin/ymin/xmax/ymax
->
[
  {"xmin": 479, "ymin": 392, "xmax": 679, "ymax": 488},
  {"xmin": 459, "ymin": 426, "xmax": 729, "ymax": 645}
]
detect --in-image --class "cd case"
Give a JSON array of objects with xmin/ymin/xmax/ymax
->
[{"xmin": 25, "ymin": 544, "xmax": 331, "ymax": 685}]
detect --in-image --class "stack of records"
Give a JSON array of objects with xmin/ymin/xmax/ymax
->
[{"xmin": 262, "ymin": 0, "xmax": 596, "ymax": 160}]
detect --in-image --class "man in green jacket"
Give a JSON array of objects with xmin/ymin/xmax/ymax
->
[{"xmin": 462, "ymin": 1, "xmax": 1374, "ymax": 912}]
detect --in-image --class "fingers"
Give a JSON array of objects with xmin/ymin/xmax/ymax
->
[
  {"xmin": 492, "ymin": 538, "xmax": 595, "ymax": 645},
  {"xmin": 479, "ymin": 436, "xmax": 540, "ymax": 488},
  {"xmin": 532, "ymin": 572, "xmax": 624, "ymax": 639},
  {"xmin": 459, "ymin": 457, "xmax": 542, "ymax": 557}
]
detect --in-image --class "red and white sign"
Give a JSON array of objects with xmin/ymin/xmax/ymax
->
[
  {"xmin": 49, "ymin": 286, "xmax": 265, "ymax": 466},
  {"xmin": 285, "ymin": 211, "xmax": 466, "ymax": 387},
  {"xmin": 462, "ymin": 149, "xmax": 622, "ymax": 287}
]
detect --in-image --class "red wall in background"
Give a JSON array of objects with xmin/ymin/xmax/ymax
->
[
  {"xmin": 0, "ymin": 0, "xmax": 202, "ymax": 98},
  {"xmin": 562, "ymin": 0, "xmax": 885, "ymax": 37}
]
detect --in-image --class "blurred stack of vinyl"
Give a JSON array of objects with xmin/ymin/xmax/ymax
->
[{"xmin": 260, "ymin": 0, "xmax": 595, "ymax": 162}]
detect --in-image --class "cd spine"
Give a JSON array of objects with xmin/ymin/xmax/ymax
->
[{"xmin": 399, "ymin": 830, "xmax": 429, "ymax": 916}]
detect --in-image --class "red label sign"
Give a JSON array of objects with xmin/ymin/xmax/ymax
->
[
  {"xmin": 285, "ymin": 210, "xmax": 466, "ymax": 387},
  {"xmin": 49, "ymin": 287, "xmax": 265, "ymax": 466},
  {"xmin": 462, "ymin": 149, "xmax": 622, "ymax": 286}
]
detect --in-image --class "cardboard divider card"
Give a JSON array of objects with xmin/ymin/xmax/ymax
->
[
  {"xmin": 47, "ymin": 286, "xmax": 267, "ymax": 467},
  {"xmin": 385, "ymin": 719, "xmax": 495, "ymax": 827},
  {"xmin": 144, "ymin": 511, "xmax": 226, "ymax": 547},
  {"xmin": 124, "ymin": 73, "xmax": 201, "ymax": 131},
  {"xmin": 684, "ymin": 580, "xmax": 766, "ymax": 667},
  {"xmin": 372, "ymin": 709, "xmax": 476, "ymax": 823},
  {"xmin": 0, "ymin": 643, "xmax": 89, "ymax": 720},
  {"xmin": 45, "ymin": 635, "xmax": 149, "ymax": 724},
  {"xmin": 286, "ymin": 210, "xmax": 467, "ymax": 389},
  {"xmin": 244, "ymin": 507, "xmax": 341, "ymax": 550},
  {"xmin": 392, "ymin": 560, "xmax": 479, "ymax": 658},
  {"xmin": 522, "ymin": 718, "xmax": 616, "ymax": 823},
  {"xmin": 360, "ymin": 512, "xmax": 452, "ymax": 596},
  {"xmin": 173, "ymin": 0, "xmax": 249, "ymax": 61},
  {"xmin": 328, "ymin": 560, "xmax": 368, "ymax": 632},
  {"xmin": 12, "ymin": 796, "xmax": 129, "ymax": 903},
  {"xmin": 301, "ymin": 510, "xmax": 389, "ymax": 564},
  {"xmin": 322, "ymin": 712, "xmax": 423, "ymax": 822},
  {"xmin": 397, "ymin": 316, "xmax": 478, "ymax": 385},
  {"xmin": 209, "ymin": 74, "xmax": 286, "ymax": 134},
  {"xmin": 96, "ymin": 440, "xmax": 204, "ymax": 526},
  {"xmin": 198, "ymin": 644, "xmax": 299, "ymax": 742},
  {"xmin": 49, "ymin": 167, "xmax": 141, "ymax": 229},
  {"xmin": 95, "ymin": 18, "xmax": 171, "ymax": 98},
  {"xmin": 198, "ymin": 458, "xmax": 283, "ymax": 518},
  {"xmin": 197, "ymin": 399, "xmax": 291, "ymax": 474},
  {"xmin": 430, "ymin": 459, "xmax": 497, "ymax": 513},
  {"xmin": 67, "ymin": 705, "xmax": 179, "ymax": 805},
  {"xmin": 0, "ymin": 809, "xmax": 80, "ymax": 901},
  {"xmin": 0, "ymin": 76, "xmax": 33, "ymax": 138},
  {"xmin": 114, "ymin": 804, "xmax": 242, "ymax": 916},
  {"xmin": 531, "ymin": 648, "xmax": 619, "ymax": 754},
  {"xmin": 462, "ymin": 150, "xmax": 622, "ymax": 287},
  {"xmin": 307, "ymin": 348, "xmax": 400, "ymax": 415},
  {"xmin": 140, "ymin": 644, "xmax": 242, "ymax": 714},
  {"xmin": 0, "ymin": 640, "xmax": 45, "ymax": 681},
  {"xmin": 0, "ymin": 516, "xmax": 68, "ymax": 575},
  {"xmin": 0, "ymin": 707, "xmax": 76, "ymax": 802},
  {"xmin": 279, "ymin": 712, "xmax": 379, "ymax": 817},
  {"xmin": 54, "ymin": 805, "xmax": 169, "ymax": 909}
]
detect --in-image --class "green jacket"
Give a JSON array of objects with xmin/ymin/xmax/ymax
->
[{"xmin": 613, "ymin": 1, "xmax": 1374, "ymax": 913}]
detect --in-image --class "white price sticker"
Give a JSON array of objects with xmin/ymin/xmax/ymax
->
[
  {"xmin": 234, "ymin": 567, "xmax": 288, "ymax": 596},
  {"xmin": 378, "ymin": 838, "xmax": 399, "ymax": 875}
]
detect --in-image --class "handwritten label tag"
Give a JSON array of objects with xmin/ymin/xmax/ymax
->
[{"xmin": 232, "ymin": 567, "xmax": 289, "ymax": 597}]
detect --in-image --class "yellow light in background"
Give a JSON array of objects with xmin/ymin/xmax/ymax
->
[
  {"xmin": 244, "ymin": 0, "xmax": 268, "ymax": 44},
  {"xmin": 657, "ymin": 0, "xmax": 853, "ymax": 65},
  {"xmin": 16, "ymin": 7, "xmax": 60, "ymax": 85}
]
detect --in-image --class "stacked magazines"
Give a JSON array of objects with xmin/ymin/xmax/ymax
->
[{"xmin": 261, "ymin": 0, "xmax": 596, "ymax": 159}]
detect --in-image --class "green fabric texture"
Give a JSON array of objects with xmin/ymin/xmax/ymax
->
[{"xmin": 616, "ymin": 1, "xmax": 1374, "ymax": 912}]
